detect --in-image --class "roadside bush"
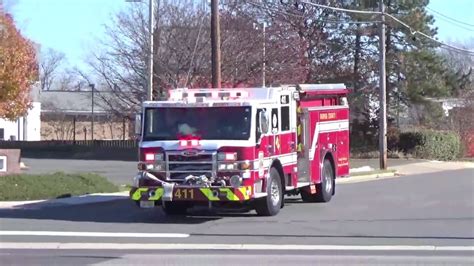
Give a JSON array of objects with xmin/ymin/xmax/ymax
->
[
  {"xmin": 387, "ymin": 126, "xmax": 400, "ymax": 151},
  {"xmin": 399, "ymin": 130, "xmax": 461, "ymax": 161}
]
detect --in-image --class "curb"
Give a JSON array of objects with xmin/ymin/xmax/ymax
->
[
  {"xmin": 0, "ymin": 191, "xmax": 129, "ymax": 209},
  {"xmin": 337, "ymin": 171, "xmax": 397, "ymax": 184}
]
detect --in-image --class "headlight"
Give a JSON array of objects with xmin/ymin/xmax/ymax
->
[
  {"xmin": 137, "ymin": 162, "xmax": 154, "ymax": 171},
  {"xmin": 144, "ymin": 153, "xmax": 164, "ymax": 161},
  {"xmin": 218, "ymin": 163, "xmax": 237, "ymax": 170},
  {"xmin": 217, "ymin": 152, "xmax": 237, "ymax": 161}
]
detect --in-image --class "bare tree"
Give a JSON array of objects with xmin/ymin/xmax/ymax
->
[
  {"xmin": 39, "ymin": 48, "xmax": 65, "ymax": 91},
  {"xmin": 87, "ymin": 2, "xmax": 314, "ymax": 116},
  {"xmin": 55, "ymin": 68, "xmax": 84, "ymax": 91}
]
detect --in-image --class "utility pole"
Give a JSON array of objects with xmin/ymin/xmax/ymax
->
[
  {"xmin": 378, "ymin": 0, "xmax": 387, "ymax": 170},
  {"xmin": 90, "ymin": 84, "xmax": 95, "ymax": 141},
  {"xmin": 211, "ymin": 0, "xmax": 221, "ymax": 89},
  {"xmin": 147, "ymin": 0, "xmax": 154, "ymax": 101},
  {"xmin": 262, "ymin": 22, "xmax": 266, "ymax": 87}
]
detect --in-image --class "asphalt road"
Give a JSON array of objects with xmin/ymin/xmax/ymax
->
[
  {"xmin": 1, "ymin": 168, "xmax": 473, "ymax": 265},
  {"xmin": 1, "ymin": 249, "xmax": 473, "ymax": 265}
]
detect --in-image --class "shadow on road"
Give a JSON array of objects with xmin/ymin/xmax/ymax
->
[
  {"xmin": 0, "ymin": 199, "xmax": 221, "ymax": 224},
  {"xmin": 0, "ymin": 198, "xmax": 268, "ymax": 224}
]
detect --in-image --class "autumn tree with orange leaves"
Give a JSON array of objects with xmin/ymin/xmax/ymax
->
[{"xmin": 0, "ymin": 13, "xmax": 38, "ymax": 120}]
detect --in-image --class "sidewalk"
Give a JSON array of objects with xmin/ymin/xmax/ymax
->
[{"xmin": 350, "ymin": 158, "xmax": 474, "ymax": 176}]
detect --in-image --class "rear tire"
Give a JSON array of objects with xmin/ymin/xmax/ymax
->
[
  {"xmin": 300, "ymin": 159, "xmax": 334, "ymax": 203},
  {"xmin": 255, "ymin": 167, "xmax": 283, "ymax": 216},
  {"xmin": 162, "ymin": 201, "xmax": 189, "ymax": 215}
]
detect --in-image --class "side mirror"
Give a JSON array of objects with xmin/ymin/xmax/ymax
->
[
  {"xmin": 134, "ymin": 113, "xmax": 142, "ymax": 136},
  {"xmin": 259, "ymin": 110, "xmax": 269, "ymax": 135}
]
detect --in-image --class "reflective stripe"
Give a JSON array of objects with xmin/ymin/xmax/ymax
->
[
  {"xmin": 131, "ymin": 188, "xmax": 148, "ymax": 200},
  {"xmin": 239, "ymin": 187, "xmax": 250, "ymax": 200},
  {"xmin": 220, "ymin": 188, "xmax": 239, "ymax": 201},
  {"xmin": 132, "ymin": 187, "xmax": 252, "ymax": 202},
  {"xmin": 200, "ymin": 188, "xmax": 219, "ymax": 201},
  {"xmin": 149, "ymin": 188, "xmax": 164, "ymax": 200},
  {"xmin": 131, "ymin": 188, "xmax": 164, "ymax": 201}
]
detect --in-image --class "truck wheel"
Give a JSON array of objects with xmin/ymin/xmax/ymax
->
[
  {"xmin": 301, "ymin": 159, "xmax": 334, "ymax": 203},
  {"xmin": 255, "ymin": 167, "xmax": 283, "ymax": 216},
  {"xmin": 162, "ymin": 201, "xmax": 189, "ymax": 215}
]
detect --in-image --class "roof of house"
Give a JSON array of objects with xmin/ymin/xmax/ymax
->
[{"xmin": 38, "ymin": 90, "xmax": 136, "ymax": 115}]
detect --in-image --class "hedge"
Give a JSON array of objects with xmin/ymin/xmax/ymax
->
[{"xmin": 398, "ymin": 130, "xmax": 461, "ymax": 161}]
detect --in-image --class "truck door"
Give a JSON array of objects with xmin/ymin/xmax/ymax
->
[
  {"xmin": 336, "ymin": 108, "xmax": 350, "ymax": 176},
  {"xmin": 297, "ymin": 108, "xmax": 311, "ymax": 182}
]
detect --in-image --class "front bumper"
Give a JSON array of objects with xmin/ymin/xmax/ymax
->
[{"xmin": 130, "ymin": 186, "xmax": 253, "ymax": 202}]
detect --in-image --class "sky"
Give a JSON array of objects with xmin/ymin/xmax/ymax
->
[{"xmin": 4, "ymin": 0, "xmax": 474, "ymax": 71}]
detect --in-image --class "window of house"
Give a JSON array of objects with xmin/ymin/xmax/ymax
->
[{"xmin": 0, "ymin": 156, "xmax": 6, "ymax": 172}]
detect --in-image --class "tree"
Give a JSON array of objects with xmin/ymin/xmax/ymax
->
[
  {"xmin": 441, "ymin": 39, "xmax": 474, "ymax": 155},
  {"xmin": 39, "ymin": 48, "xmax": 65, "ymax": 91},
  {"xmin": 0, "ymin": 13, "xmax": 38, "ymax": 120},
  {"xmin": 88, "ymin": 1, "xmax": 309, "ymax": 115}
]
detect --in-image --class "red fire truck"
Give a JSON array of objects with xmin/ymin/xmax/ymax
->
[{"xmin": 130, "ymin": 84, "xmax": 350, "ymax": 216}]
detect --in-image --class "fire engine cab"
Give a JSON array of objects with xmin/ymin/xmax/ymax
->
[{"xmin": 130, "ymin": 84, "xmax": 350, "ymax": 216}]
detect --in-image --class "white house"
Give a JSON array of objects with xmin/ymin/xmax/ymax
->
[{"xmin": 0, "ymin": 83, "xmax": 41, "ymax": 141}]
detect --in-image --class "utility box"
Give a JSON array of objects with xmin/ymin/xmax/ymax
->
[{"xmin": 0, "ymin": 149, "xmax": 21, "ymax": 176}]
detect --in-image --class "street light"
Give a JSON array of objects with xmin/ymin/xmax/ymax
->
[
  {"xmin": 126, "ymin": 0, "xmax": 154, "ymax": 101},
  {"xmin": 254, "ymin": 20, "xmax": 269, "ymax": 87},
  {"xmin": 89, "ymin": 83, "xmax": 95, "ymax": 141}
]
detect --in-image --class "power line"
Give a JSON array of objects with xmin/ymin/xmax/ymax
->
[
  {"xmin": 435, "ymin": 15, "xmax": 474, "ymax": 31},
  {"xmin": 298, "ymin": 0, "xmax": 474, "ymax": 55},
  {"xmin": 248, "ymin": 1, "xmax": 378, "ymax": 25},
  {"xmin": 428, "ymin": 11, "xmax": 474, "ymax": 32},
  {"xmin": 248, "ymin": 0, "xmax": 474, "ymax": 54},
  {"xmin": 299, "ymin": 0, "xmax": 380, "ymax": 15},
  {"xmin": 426, "ymin": 7, "xmax": 474, "ymax": 28},
  {"xmin": 384, "ymin": 13, "xmax": 474, "ymax": 55}
]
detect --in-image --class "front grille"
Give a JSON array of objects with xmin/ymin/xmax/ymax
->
[
  {"xmin": 166, "ymin": 151, "xmax": 215, "ymax": 181},
  {"xmin": 168, "ymin": 154, "xmax": 211, "ymax": 162}
]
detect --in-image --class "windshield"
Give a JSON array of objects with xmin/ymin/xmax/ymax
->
[{"xmin": 143, "ymin": 106, "xmax": 252, "ymax": 141}]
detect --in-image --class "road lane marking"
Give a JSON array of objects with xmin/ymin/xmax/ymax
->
[
  {"xmin": 0, "ymin": 231, "xmax": 189, "ymax": 238},
  {"xmin": 0, "ymin": 243, "xmax": 473, "ymax": 251}
]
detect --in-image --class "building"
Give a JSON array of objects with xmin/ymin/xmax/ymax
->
[
  {"xmin": 39, "ymin": 89, "xmax": 134, "ymax": 141},
  {"xmin": 0, "ymin": 83, "xmax": 42, "ymax": 141}
]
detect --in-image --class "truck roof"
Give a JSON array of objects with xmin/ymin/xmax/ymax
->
[{"xmin": 143, "ymin": 84, "xmax": 348, "ymax": 107}]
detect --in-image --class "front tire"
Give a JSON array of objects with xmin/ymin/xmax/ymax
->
[
  {"xmin": 301, "ymin": 159, "xmax": 334, "ymax": 203},
  {"xmin": 255, "ymin": 167, "xmax": 283, "ymax": 216}
]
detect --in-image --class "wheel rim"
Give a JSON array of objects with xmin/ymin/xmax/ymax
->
[
  {"xmin": 270, "ymin": 179, "xmax": 280, "ymax": 207},
  {"xmin": 324, "ymin": 166, "xmax": 333, "ymax": 194}
]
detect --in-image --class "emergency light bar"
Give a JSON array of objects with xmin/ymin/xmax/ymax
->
[{"xmin": 169, "ymin": 88, "xmax": 249, "ymax": 102}]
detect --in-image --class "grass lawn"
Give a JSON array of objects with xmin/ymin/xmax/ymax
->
[{"xmin": 0, "ymin": 172, "xmax": 119, "ymax": 201}]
